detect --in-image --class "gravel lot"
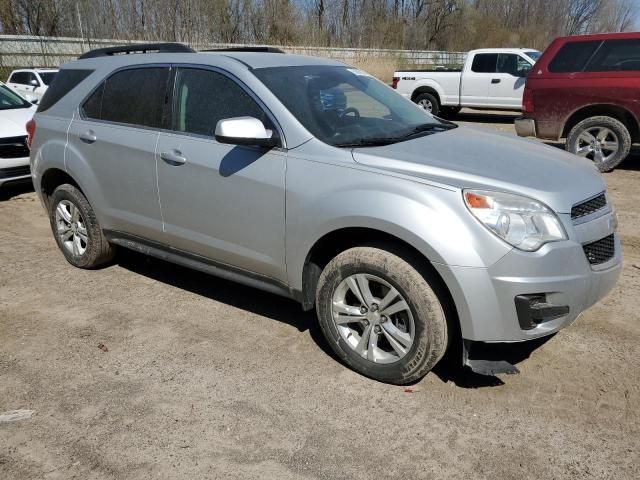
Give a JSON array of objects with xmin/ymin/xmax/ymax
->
[{"xmin": 1, "ymin": 110, "xmax": 639, "ymax": 479}]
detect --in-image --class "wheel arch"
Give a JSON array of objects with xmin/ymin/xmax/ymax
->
[
  {"xmin": 411, "ymin": 84, "xmax": 442, "ymax": 105},
  {"xmin": 299, "ymin": 226, "xmax": 460, "ymax": 345},
  {"xmin": 561, "ymin": 104, "xmax": 640, "ymax": 141},
  {"xmin": 39, "ymin": 168, "xmax": 85, "ymax": 211}
]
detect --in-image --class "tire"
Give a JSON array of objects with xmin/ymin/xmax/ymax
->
[
  {"xmin": 414, "ymin": 92, "xmax": 440, "ymax": 116},
  {"xmin": 316, "ymin": 246, "xmax": 448, "ymax": 384},
  {"xmin": 566, "ymin": 116, "xmax": 631, "ymax": 172},
  {"xmin": 49, "ymin": 184, "xmax": 114, "ymax": 268}
]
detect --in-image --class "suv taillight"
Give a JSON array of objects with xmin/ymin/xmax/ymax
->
[
  {"xmin": 522, "ymin": 84, "xmax": 534, "ymax": 114},
  {"xmin": 391, "ymin": 77, "xmax": 399, "ymax": 89},
  {"xmin": 26, "ymin": 118, "xmax": 36, "ymax": 148}
]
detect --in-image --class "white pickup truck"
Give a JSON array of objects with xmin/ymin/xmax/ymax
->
[{"xmin": 392, "ymin": 48, "xmax": 540, "ymax": 116}]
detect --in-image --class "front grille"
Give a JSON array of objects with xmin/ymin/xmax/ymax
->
[
  {"xmin": 0, "ymin": 165, "xmax": 30, "ymax": 179},
  {"xmin": 0, "ymin": 135, "xmax": 29, "ymax": 159},
  {"xmin": 571, "ymin": 193, "xmax": 607, "ymax": 221},
  {"xmin": 583, "ymin": 234, "xmax": 615, "ymax": 265}
]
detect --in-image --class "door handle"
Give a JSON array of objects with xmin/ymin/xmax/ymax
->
[
  {"xmin": 79, "ymin": 130, "xmax": 97, "ymax": 144},
  {"xmin": 491, "ymin": 78, "xmax": 501, "ymax": 84},
  {"xmin": 160, "ymin": 150, "xmax": 187, "ymax": 166}
]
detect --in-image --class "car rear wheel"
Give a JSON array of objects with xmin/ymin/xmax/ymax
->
[
  {"xmin": 315, "ymin": 246, "xmax": 448, "ymax": 384},
  {"xmin": 414, "ymin": 93, "xmax": 440, "ymax": 117},
  {"xmin": 566, "ymin": 116, "xmax": 631, "ymax": 172},
  {"xmin": 49, "ymin": 184, "xmax": 114, "ymax": 268}
]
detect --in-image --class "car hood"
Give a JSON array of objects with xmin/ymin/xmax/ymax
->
[
  {"xmin": 0, "ymin": 106, "xmax": 35, "ymax": 138},
  {"xmin": 351, "ymin": 125, "xmax": 606, "ymax": 213}
]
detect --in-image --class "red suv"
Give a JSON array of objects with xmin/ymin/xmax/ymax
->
[{"xmin": 515, "ymin": 32, "xmax": 639, "ymax": 171}]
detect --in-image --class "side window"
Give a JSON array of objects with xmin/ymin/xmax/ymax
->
[
  {"xmin": 548, "ymin": 41, "xmax": 602, "ymax": 73},
  {"xmin": 10, "ymin": 72, "xmax": 27, "ymax": 84},
  {"xmin": 585, "ymin": 39, "xmax": 640, "ymax": 72},
  {"xmin": 83, "ymin": 67, "xmax": 169, "ymax": 128},
  {"xmin": 496, "ymin": 54, "xmax": 519, "ymax": 75},
  {"xmin": 471, "ymin": 54, "xmax": 498, "ymax": 73},
  {"xmin": 172, "ymin": 68, "xmax": 269, "ymax": 137},
  {"xmin": 26, "ymin": 72, "xmax": 39, "ymax": 86}
]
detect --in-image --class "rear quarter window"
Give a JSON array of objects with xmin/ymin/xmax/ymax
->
[
  {"xmin": 585, "ymin": 39, "xmax": 640, "ymax": 72},
  {"xmin": 548, "ymin": 41, "xmax": 602, "ymax": 73},
  {"xmin": 37, "ymin": 69, "xmax": 93, "ymax": 112}
]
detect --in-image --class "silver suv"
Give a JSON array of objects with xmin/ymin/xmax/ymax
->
[{"xmin": 29, "ymin": 43, "xmax": 621, "ymax": 384}]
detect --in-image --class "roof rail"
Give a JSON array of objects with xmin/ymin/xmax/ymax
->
[
  {"xmin": 78, "ymin": 42, "xmax": 195, "ymax": 59},
  {"xmin": 201, "ymin": 46, "xmax": 286, "ymax": 54}
]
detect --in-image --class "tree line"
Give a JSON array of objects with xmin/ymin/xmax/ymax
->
[{"xmin": 0, "ymin": 0, "xmax": 636, "ymax": 52}]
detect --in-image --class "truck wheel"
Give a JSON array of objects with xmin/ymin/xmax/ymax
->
[
  {"xmin": 315, "ymin": 246, "xmax": 448, "ymax": 385},
  {"xmin": 49, "ymin": 184, "xmax": 115, "ymax": 269},
  {"xmin": 414, "ymin": 93, "xmax": 440, "ymax": 116},
  {"xmin": 566, "ymin": 116, "xmax": 631, "ymax": 172}
]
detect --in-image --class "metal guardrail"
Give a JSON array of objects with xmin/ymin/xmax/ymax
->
[{"xmin": 0, "ymin": 35, "xmax": 466, "ymax": 69}]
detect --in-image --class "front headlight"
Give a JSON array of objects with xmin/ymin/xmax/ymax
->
[{"xmin": 463, "ymin": 190, "xmax": 567, "ymax": 251}]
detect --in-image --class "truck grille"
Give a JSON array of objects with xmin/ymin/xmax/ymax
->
[
  {"xmin": 0, "ymin": 165, "xmax": 30, "ymax": 179},
  {"xmin": 571, "ymin": 193, "xmax": 607, "ymax": 221},
  {"xmin": 583, "ymin": 234, "xmax": 615, "ymax": 265}
]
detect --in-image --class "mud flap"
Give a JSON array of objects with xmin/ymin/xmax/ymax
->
[{"xmin": 462, "ymin": 339, "xmax": 520, "ymax": 376}]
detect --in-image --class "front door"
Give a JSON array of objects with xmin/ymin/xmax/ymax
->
[
  {"xmin": 488, "ymin": 54, "xmax": 531, "ymax": 109},
  {"xmin": 156, "ymin": 67, "xmax": 287, "ymax": 282}
]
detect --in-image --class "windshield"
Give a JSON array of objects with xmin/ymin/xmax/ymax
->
[
  {"xmin": 525, "ymin": 51, "xmax": 541, "ymax": 61},
  {"xmin": 39, "ymin": 72, "xmax": 57, "ymax": 85},
  {"xmin": 0, "ymin": 85, "xmax": 31, "ymax": 110},
  {"xmin": 253, "ymin": 65, "xmax": 453, "ymax": 147}
]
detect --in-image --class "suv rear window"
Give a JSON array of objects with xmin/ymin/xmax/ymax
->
[
  {"xmin": 471, "ymin": 54, "xmax": 498, "ymax": 73},
  {"xmin": 548, "ymin": 40, "xmax": 601, "ymax": 73},
  {"xmin": 585, "ymin": 39, "xmax": 640, "ymax": 72},
  {"xmin": 37, "ymin": 69, "xmax": 93, "ymax": 112},
  {"xmin": 82, "ymin": 67, "xmax": 169, "ymax": 129}
]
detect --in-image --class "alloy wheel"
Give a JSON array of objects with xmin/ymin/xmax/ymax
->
[
  {"xmin": 417, "ymin": 98, "xmax": 433, "ymax": 112},
  {"xmin": 574, "ymin": 126, "xmax": 619, "ymax": 166},
  {"xmin": 331, "ymin": 273, "xmax": 415, "ymax": 364},
  {"xmin": 55, "ymin": 200, "xmax": 88, "ymax": 256}
]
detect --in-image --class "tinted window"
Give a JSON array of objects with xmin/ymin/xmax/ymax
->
[
  {"xmin": 585, "ymin": 39, "xmax": 640, "ymax": 72},
  {"xmin": 85, "ymin": 67, "xmax": 169, "ymax": 128},
  {"xmin": 10, "ymin": 72, "xmax": 29, "ymax": 84},
  {"xmin": 471, "ymin": 54, "xmax": 498, "ymax": 73},
  {"xmin": 548, "ymin": 41, "xmax": 601, "ymax": 73},
  {"xmin": 172, "ymin": 68, "xmax": 268, "ymax": 137},
  {"xmin": 496, "ymin": 54, "xmax": 520, "ymax": 75},
  {"xmin": 0, "ymin": 85, "xmax": 31, "ymax": 110},
  {"xmin": 37, "ymin": 69, "xmax": 93, "ymax": 112},
  {"xmin": 39, "ymin": 72, "xmax": 57, "ymax": 85}
]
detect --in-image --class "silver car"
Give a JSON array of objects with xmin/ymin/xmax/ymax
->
[{"xmin": 29, "ymin": 43, "xmax": 621, "ymax": 384}]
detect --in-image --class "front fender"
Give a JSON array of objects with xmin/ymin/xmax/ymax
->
[{"xmin": 285, "ymin": 154, "xmax": 511, "ymax": 291}]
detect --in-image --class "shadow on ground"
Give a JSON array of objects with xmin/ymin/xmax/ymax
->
[
  {"xmin": 0, "ymin": 180, "xmax": 34, "ymax": 201},
  {"xmin": 450, "ymin": 109, "xmax": 519, "ymax": 124},
  {"xmin": 115, "ymin": 248, "xmax": 553, "ymax": 389}
]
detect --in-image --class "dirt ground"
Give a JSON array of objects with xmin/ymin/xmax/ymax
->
[{"xmin": 1, "ymin": 110, "xmax": 638, "ymax": 479}]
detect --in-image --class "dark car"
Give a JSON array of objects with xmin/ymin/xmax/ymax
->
[{"xmin": 515, "ymin": 32, "xmax": 640, "ymax": 171}]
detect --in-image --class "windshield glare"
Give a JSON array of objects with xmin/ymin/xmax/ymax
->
[
  {"xmin": 39, "ymin": 72, "xmax": 57, "ymax": 85},
  {"xmin": 525, "ymin": 51, "xmax": 541, "ymax": 61},
  {"xmin": 0, "ymin": 85, "xmax": 30, "ymax": 110},
  {"xmin": 253, "ymin": 65, "xmax": 448, "ymax": 147}
]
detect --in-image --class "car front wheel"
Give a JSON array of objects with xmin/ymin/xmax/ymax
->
[{"xmin": 315, "ymin": 246, "xmax": 448, "ymax": 384}]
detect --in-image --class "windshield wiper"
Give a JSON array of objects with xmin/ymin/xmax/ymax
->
[{"xmin": 335, "ymin": 122, "xmax": 457, "ymax": 148}]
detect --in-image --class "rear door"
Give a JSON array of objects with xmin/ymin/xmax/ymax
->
[
  {"xmin": 488, "ymin": 54, "xmax": 532, "ymax": 108},
  {"xmin": 460, "ymin": 53, "xmax": 496, "ymax": 107},
  {"xmin": 155, "ymin": 66, "xmax": 287, "ymax": 281},
  {"xmin": 67, "ymin": 65, "xmax": 169, "ymax": 239}
]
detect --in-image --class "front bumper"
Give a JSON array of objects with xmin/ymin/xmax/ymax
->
[
  {"xmin": 434, "ymin": 210, "xmax": 621, "ymax": 343},
  {"xmin": 0, "ymin": 156, "xmax": 31, "ymax": 187},
  {"xmin": 514, "ymin": 117, "xmax": 536, "ymax": 137}
]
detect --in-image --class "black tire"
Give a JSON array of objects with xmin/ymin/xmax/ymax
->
[
  {"xmin": 566, "ymin": 116, "xmax": 631, "ymax": 172},
  {"xmin": 316, "ymin": 246, "xmax": 448, "ymax": 384},
  {"xmin": 440, "ymin": 106, "xmax": 461, "ymax": 118},
  {"xmin": 414, "ymin": 92, "xmax": 440, "ymax": 116},
  {"xmin": 49, "ymin": 184, "xmax": 114, "ymax": 269}
]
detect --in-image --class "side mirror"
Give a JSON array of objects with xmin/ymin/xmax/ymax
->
[
  {"xmin": 25, "ymin": 94, "xmax": 38, "ymax": 104},
  {"xmin": 215, "ymin": 117, "xmax": 278, "ymax": 148},
  {"xmin": 29, "ymin": 79, "xmax": 39, "ymax": 87}
]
